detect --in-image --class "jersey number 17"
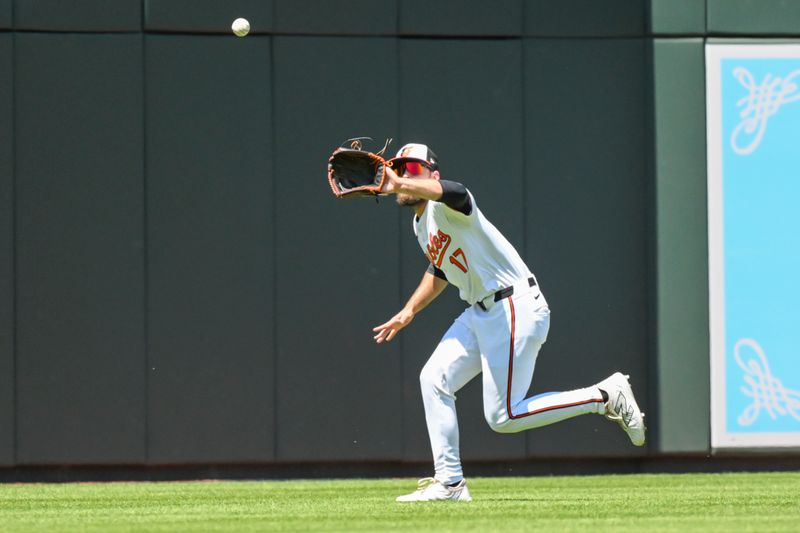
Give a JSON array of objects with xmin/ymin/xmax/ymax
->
[{"xmin": 428, "ymin": 230, "xmax": 469, "ymax": 274}]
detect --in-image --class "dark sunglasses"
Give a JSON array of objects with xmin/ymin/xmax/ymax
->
[{"xmin": 397, "ymin": 160, "xmax": 430, "ymax": 176}]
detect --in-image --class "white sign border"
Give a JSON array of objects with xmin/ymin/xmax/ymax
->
[{"xmin": 706, "ymin": 43, "xmax": 800, "ymax": 450}]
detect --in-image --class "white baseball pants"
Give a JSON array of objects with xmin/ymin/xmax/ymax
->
[{"xmin": 419, "ymin": 284, "xmax": 605, "ymax": 485}]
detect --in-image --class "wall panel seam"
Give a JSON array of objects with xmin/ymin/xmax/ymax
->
[
  {"xmin": 643, "ymin": 37, "xmax": 658, "ymax": 451},
  {"xmin": 11, "ymin": 26, "xmax": 17, "ymax": 466},
  {"xmin": 142, "ymin": 30, "xmax": 150, "ymax": 466},
  {"xmin": 520, "ymin": 36, "xmax": 528, "ymax": 457},
  {"xmin": 270, "ymin": 34, "xmax": 278, "ymax": 463},
  {"xmin": 395, "ymin": 35, "xmax": 405, "ymax": 459}
]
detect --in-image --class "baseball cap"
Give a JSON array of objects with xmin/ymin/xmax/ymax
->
[{"xmin": 390, "ymin": 143, "xmax": 439, "ymax": 170}]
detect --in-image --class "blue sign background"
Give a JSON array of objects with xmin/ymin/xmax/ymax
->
[{"xmin": 721, "ymin": 57, "xmax": 800, "ymax": 433}]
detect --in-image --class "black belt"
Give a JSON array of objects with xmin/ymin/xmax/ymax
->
[{"xmin": 477, "ymin": 277, "xmax": 536, "ymax": 311}]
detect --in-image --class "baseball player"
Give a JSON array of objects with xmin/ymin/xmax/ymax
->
[{"xmin": 372, "ymin": 143, "xmax": 646, "ymax": 503}]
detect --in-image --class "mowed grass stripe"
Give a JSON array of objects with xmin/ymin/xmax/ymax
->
[{"xmin": 1, "ymin": 472, "xmax": 798, "ymax": 532}]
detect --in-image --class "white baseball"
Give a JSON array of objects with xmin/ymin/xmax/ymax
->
[{"xmin": 231, "ymin": 18, "xmax": 250, "ymax": 37}]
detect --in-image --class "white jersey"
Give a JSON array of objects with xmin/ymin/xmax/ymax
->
[{"xmin": 413, "ymin": 190, "xmax": 535, "ymax": 305}]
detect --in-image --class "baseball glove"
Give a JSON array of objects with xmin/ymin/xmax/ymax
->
[{"xmin": 327, "ymin": 138, "xmax": 392, "ymax": 199}]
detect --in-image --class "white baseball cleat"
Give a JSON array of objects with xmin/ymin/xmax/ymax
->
[
  {"xmin": 597, "ymin": 372, "xmax": 646, "ymax": 446},
  {"xmin": 395, "ymin": 477, "xmax": 472, "ymax": 502}
]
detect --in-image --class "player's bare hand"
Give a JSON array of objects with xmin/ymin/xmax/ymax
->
[
  {"xmin": 381, "ymin": 165, "xmax": 402, "ymax": 195},
  {"xmin": 372, "ymin": 309, "xmax": 414, "ymax": 343}
]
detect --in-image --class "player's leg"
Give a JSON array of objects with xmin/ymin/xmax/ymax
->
[
  {"xmin": 397, "ymin": 313, "xmax": 480, "ymax": 502},
  {"xmin": 419, "ymin": 314, "xmax": 481, "ymax": 485},
  {"xmin": 477, "ymin": 292, "xmax": 606, "ymax": 433}
]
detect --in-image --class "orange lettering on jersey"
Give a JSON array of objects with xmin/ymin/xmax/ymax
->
[{"xmin": 426, "ymin": 230, "xmax": 452, "ymax": 268}]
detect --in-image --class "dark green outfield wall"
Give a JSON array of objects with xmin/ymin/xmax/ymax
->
[
  {"xmin": 650, "ymin": 38, "xmax": 709, "ymax": 453},
  {"xmin": 1, "ymin": 0, "xmax": 799, "ymax": 468}
]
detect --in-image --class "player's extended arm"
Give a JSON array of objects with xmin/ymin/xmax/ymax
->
[
  {"xmin": 382, "ymin": 166, "xmax": 443, "ymax": 201},
  {"xmin": 383, "ymin": 167, "xmax": 473, "ymax": 215},
  {"xmin": 372, "ymin": 271, "xmax": 448, "ymax": 344}
]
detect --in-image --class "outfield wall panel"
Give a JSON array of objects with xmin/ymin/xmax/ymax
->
[
  {"xmin": 524, "ymin": 0, "xmax": 645, "ymax": 37},
  {"xmin": 708, "ymin": 0, "xmax": 800, "ymax": 36},
  {"xmin": 14, "ymin": 34, "xmax": 146, "ymax": 464},
  {"xmin": 399, "ymin": 0, "xmax": 521, "ymax": 36},
  {"xmin": 13, "ymin": 0, "xmax": 141, "ymax": 31},
  {"xmin": 652, "ymin": 39, "xmax": 709, "ymax": 453},
  {"xmin": 274, "ymin": 0, "xmax": 396, "ymax": 35},
  {"xmin": 648, "ymin": 0, "xmax": 706, "ymax": 35},
  {"xmin": 0, "ymin": 0, "xmax": 10, "ymax": 29},
  {"xmin": 145, "ymin": 35, "xmax": 275, "ymax": 464}
]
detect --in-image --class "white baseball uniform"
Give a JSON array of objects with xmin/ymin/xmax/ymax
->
[{"xmin": 414, "ymin": 189, "xmax": 606, "ymax": 485}]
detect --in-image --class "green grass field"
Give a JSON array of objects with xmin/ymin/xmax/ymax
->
[{"xmin": 1, "ymin": 472, "xmax": 798, "ymax": 532}]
